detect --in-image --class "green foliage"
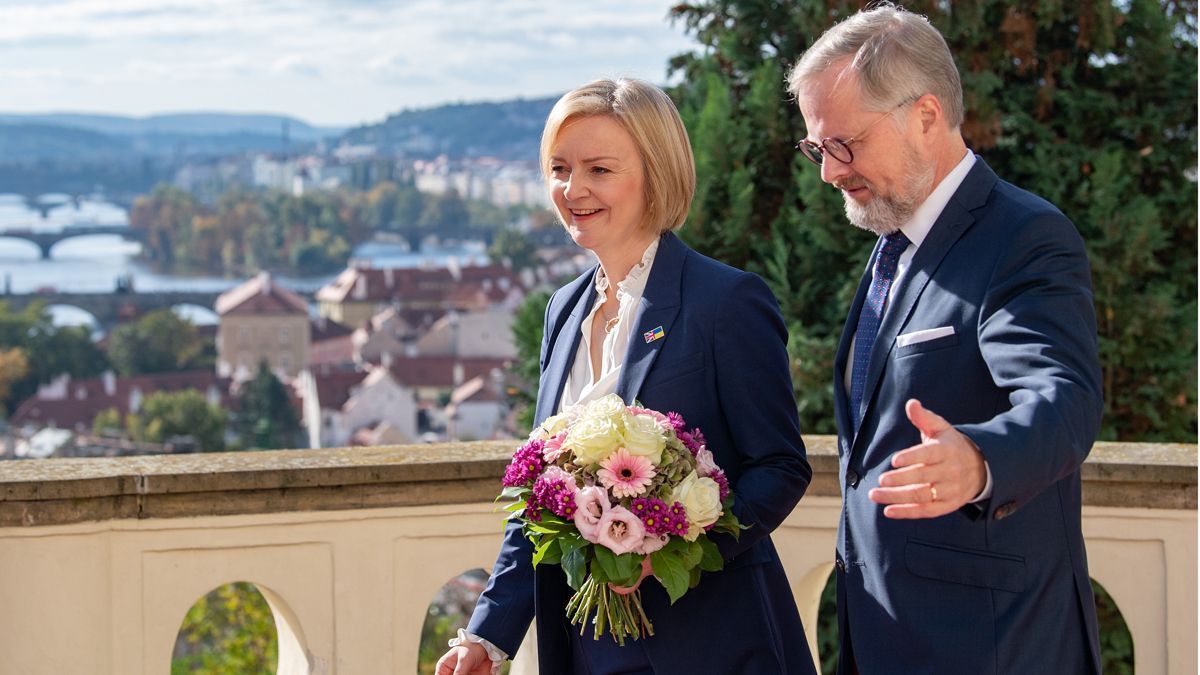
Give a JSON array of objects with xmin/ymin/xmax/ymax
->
[
  {"xmin": 488, "ymin": 227, "xmax": 538, "ymax": 272},
  {"xmin": 171, "ymin": 582, "xmax": 278, "ymax": 675},
  {"xmin": 233, "ymin": 361, "xmax": 303, "ymax": 450},
  {"xmin": 128, "ymin": 389, "xmax": 228, "ymax": 452},
  {"xmin": 106, "ymin": 309, "xmax": 209, "ymax": 377},
  {"xmin": 0, "ymin": 300, "xmax": 108, "ymax": 415},
  {"xmin": 509, "ymin": 290, "xmax": 552, "ymax": 431},
  {"xmin": 669, "ymin": 0, "xmax": 1197, "ymax": 441},
  {"xmin": 92, "ymin": 407, "xmax": 122, "ymax": 437}
]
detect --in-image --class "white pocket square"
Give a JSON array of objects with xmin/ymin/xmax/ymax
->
[{"xmin": 896, "ymin": 326, "xmax": 956, "ymax": 348}]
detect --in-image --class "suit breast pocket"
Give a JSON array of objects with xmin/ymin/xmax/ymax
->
[{"xmin": 895, "ymin": 327, "xmax": 960, "ymax": 358}]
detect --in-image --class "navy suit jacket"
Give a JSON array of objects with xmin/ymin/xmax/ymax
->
[
  {"xmin": 468, "ymin": 232, "xmax": 816, "ymax": 674},
  {"xmin": 833, "ymin": 157, "xmax": 1104, "ymax": 674}
]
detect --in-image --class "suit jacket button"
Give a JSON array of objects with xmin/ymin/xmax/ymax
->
[
  {"xmin": 846, "ymin": 470, "xmax": 861, "ymax": 488},
  {"xmin": 835, "ymin": 558, "xmax": 846, "ymax": 572},
  {"xmin": 994, "ymin": 502, "xmax": 1017, "ymax": 520}
]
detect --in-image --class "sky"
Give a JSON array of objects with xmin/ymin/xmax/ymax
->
[{"xmin": 0, "ymin": 0, "xmax": 697, "ymax": 128}]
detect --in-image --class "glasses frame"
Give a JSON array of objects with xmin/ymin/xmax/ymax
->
[{"xmin": 796, "ymin": 96, "xmax": 920, "ymax": 166}]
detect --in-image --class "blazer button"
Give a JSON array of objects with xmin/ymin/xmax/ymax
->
[
  {"xmin": 994, "ymin": 502, "xmax": 1017, "ymax": 520},
  {"xmin": 846, "ymin": 470, "xmax": 861, "ymax": 488},
  {"xmin": 835, "ymin": 558, "xmax": 846, "ymax": 572}
]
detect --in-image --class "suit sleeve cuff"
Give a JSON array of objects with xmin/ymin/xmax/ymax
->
[
  {"xmin": 448, "ymin": 628, "xmax": 508, "ymax": 674},
  {"xmin": 969, "ymin": 461, "xmax": 994, "ymax": 503}
]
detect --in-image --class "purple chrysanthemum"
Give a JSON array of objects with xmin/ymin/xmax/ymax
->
[
  {"xmin": 630, "ymin": 497, "xmax": 672, "ymax": 535},
  {"xmin": 710, "ymin": 469, "xmax": 731, "ymax": 502},
  {"xmin": 532, "ymin": 475, "xmax": 578, "ymax": 518},
  {"xmin": 666, "ymin": 412, "xmax": 687, "ymax": 435},
  {"xmin": 666, "ymin": 501, "xmax": 690, "ymax": 537},
  {"xmin": 503, "ymin": 440, "xmax": 546, "ymax": 487}
]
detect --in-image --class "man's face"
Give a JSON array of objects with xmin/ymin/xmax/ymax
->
[{"xmin": 797, "ymin": 70, "xmax": 933, "ymax": 235}]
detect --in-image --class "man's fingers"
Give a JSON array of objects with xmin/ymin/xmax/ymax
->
[
  {"xmin": 905, "ymin": 398, "xmax": 952, "ymax": 440},
  {"xmin": 882, "ymin": 502, "xmax": 955, "ymax": 519},
  {"xmin": 877, "ymin": 463, "xmax": 934, "ymax": 487},
  {"xmin": 868, "ymin": 484, "xmax": 938, "ymax": 505},
  {"xmin": 889, "ymin": 442, "xmax": 944, "ymax": 469}
]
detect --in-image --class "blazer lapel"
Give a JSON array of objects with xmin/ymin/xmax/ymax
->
[
  {"xmin": 615, "ymin": 233, "xmax": 684, "ymax": 404},
  {"xmin": 851, "ymin": 158, "xmax": 998, "ymax": 444},
  {"xmin": 534, "ymin": 273, "xmax": 596, "ymax": 423}
]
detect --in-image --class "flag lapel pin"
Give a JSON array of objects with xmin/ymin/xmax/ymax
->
[{"xmin": 643, "ymin": 325, "xmax": 665, "ymax": 343}]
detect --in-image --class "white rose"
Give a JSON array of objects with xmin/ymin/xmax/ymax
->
[
  {"xmin": 584, "ymin": 393, "xmax": 629, "ymax": 423},
  {"xmin": 622, "ymin": 413, "xmax": 667, "ymax": 466},
  {"xmin": 565, "ymin": 415, "xmax": 623, "ymax": 466},
  {"xmin": 533, "ymin": 413, "xmax": 571, "ymax": 440},
  {"xmin": 670, "ymin": 471, "xmax": 723, "ymax": 541}
]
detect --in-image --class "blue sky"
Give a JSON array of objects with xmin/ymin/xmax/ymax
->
[{"xmin": 0, "ymin": 0, "xmax": 695, "ymax": 127}]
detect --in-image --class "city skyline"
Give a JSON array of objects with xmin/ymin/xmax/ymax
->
[{"xmin": 0, "ymin": 0, "xmax": 695, "ymax": 127}]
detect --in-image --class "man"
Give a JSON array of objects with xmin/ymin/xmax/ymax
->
[{"xmin": 788, "ymin": 5, "xmax": 1104, "ymax": 674}]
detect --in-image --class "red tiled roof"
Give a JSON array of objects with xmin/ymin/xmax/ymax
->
[
  {"xmin": 309, "ymin": 334, "xmax": 355, "ymax": 367},
  {"xmin": 216, "ymin": 272, "xmax": 309, "ymax": 316},
  {"xmin": 308, "ymin": 370, "xmax": 368, "ymax": 410},
  {"xmin": 387, "ymin": 356, "xmax": 510, "ymax": 389},
  {"xmin": 11, "ymin": 371, "xmax": 233, "ymax": 431},
  {"xmin": 314, "ymin": 264, "xmax": 522, "ymax": 305}
]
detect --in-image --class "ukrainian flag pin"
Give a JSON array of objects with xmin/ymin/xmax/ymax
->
[{"xmin": 643, "ymin": 325, "xmax": 665, "ymax": 343}]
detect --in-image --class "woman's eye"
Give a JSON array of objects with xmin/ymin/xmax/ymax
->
[
  {"xmin": 590, "ymin": 166, "xmax": 610, "ymax": 174},
  {"xmin": 550, "ymin": 165, "xmax": 568, "ymax": 175}
]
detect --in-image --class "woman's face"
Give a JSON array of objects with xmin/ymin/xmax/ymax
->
[{"xmin": 548, "ymin": 115, "xmax": 648, "ymax": 257}]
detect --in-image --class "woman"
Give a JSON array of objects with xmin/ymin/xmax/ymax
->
[{"xmin": 437, "ymin": 79, "xmax": 816, "ymax": 675}]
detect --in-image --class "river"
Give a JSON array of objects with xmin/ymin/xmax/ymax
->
[{"xmin": 0, "ymin": 194, "xmax": 491, "ymax": 325}]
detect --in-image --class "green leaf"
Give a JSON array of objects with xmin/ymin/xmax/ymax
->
[
  {"xmin": 650, "ymin": 550, "xmax": 689, "ymax": 604},
  {"xmin": 562, "ymin": 546, "xmax": 587, "ymax": 590},
  {"xmin": 698, "ymin": 536, "xmax": 724, "ymax": 572},
  {"xmin": 683, "ymin": 541, "xmax": 704, "ymax": 568},
  {"xmin": 594, "ymin": 545, "xmax": 619, "ymax": 581},
  {"xmin": 532, "ymin": 538, "xmax": 556, "ymax": 568},
  {"xmin": 498, "ymin": 486, "xmax": 529, "ymax": 500}
]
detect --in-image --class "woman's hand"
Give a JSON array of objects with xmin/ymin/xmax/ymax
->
[
  {"xmin": 607, "ymin": 555, "xmax": 654, "ymax": 596},
  {"xmin": 435, "ymin": 642, "xmax": 492, "ymax": 675}
]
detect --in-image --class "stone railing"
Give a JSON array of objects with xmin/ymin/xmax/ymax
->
[{"xmin": 0, "ymin": 438, "xmax": 1194, "ymax": 674}]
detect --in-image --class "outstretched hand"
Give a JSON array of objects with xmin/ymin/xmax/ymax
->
[
  {"xmin": 435, "ymin": 642, "xmax": 492, "ymax": 675},
  {"xmin": 868, "ymin": 399, "xmax": 987, "ymax": 519}
]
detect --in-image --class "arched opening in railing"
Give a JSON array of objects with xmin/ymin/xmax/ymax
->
[
  {"xmin": 417, "ymin": 568, "xmax": 511, "ymax": 675},
  {"xmin": 1093, "ymin": 577, "xmax": 1134, "ymax": 674},
  {"xmin": 171, "ymin": 580, "xmax": 312, "ymax": 675}
]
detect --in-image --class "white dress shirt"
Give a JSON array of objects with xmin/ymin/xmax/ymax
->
[{"xmin": 560, "ymin": 237, "xmax": 659, "ymax": 411}]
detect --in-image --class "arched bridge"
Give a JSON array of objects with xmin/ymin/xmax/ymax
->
[
  {"xmin": 0, "ymin": 225, "xmax": 146, "ymax": 259},
  {"xmin": 1, "ymin": 290, "xmax": 225, "ymax": 329}
]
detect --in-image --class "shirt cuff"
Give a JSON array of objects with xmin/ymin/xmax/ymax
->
[
  {"xmin": 448, "ymin": 628, "xmax": 508, "ymax": 675},
  {"xmin": 969, "ymin": 461, "xmax": 994, "ymax": 503}
]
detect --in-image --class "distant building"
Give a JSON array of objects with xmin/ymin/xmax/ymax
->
[
  {"xmin": 216, "ymin": 272, "xmax": 311, "ymax": 380},
  {"xmin": 314, "ymin": 263, "xmax": 523, "ymax": 329},
  {"xmin": 445, "ymin": 374, "xmax": 507, "ymax": 441},
  {"xmin": 296, "ymin": 366, "xmax": 417, "ymax": 449},
  {"xmin": 10, "ymin": 370, "xmax": 231, "ymax": 434},
  {"xmin": 412, "ymin": 307, "xmax": 516, "ymax": 359}
]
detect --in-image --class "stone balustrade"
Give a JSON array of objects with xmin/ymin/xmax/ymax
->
[{"xmin": 0, "ymin": 437, "xmax": 1194, "ymax": 674}]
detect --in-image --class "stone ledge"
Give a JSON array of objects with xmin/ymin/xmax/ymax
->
[{"xmin": 0, "ymin": 436, "xmax": 1193, "ymax": 527}]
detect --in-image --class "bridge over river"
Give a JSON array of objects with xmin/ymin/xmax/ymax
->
[
  {"xmin": 0, "ymin": 224, "xmax": 146, "ymax": 259},
  {"xmin": 1, "ymin": 290, "xmax": 225, "ymax": 329}
]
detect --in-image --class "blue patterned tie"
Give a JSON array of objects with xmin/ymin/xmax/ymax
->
[{"xmin": 849, "ymin": 230, "xmax": 911, "ymax": 429}]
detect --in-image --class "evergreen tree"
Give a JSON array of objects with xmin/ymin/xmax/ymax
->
[
  {"xmin": 510, "ymin": 290, "xmax": 552, "ymax": 431},
  {"xmin": 233, "ymin": 361, "xmax": 303, "ymax": 450},
  {"xmin": 669, "ymin": 0, "xmax": 1197, "ymax": 440}
]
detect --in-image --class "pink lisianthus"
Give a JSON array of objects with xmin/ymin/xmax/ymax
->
[
  {"xmin": 597, "ymin": 448, "xmax": 656, "ymax": 498},
  {"xmin": 596, "ymin": 505, "xmax": 646, "ymax": 555},
  {"xmin": 573, "ymin": 486, "xmax": 610, "ymax": 543},
  {"xmin": 542, "ymin": 432, "xmax": 568, "ymax": 463},
  {"xmin": 694, "ymin": 447, "xmax": 719, "ymax": 477},
  {"xmin": 636, "ymin": 533, "xmax": 668, "ymax": 555}
]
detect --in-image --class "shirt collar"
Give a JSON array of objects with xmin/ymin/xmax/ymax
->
[
  {"xmin": 899, "ymin": 151, "xmax": 975, "ymax": 248},
  {"xmin": 592, "ymin": 237, "xmax": 660, "ymax": 299}
]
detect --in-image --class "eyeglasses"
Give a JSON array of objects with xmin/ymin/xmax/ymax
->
[{"xmin": 796, "ymin": 97, "xmax": 919, "ymax": 166}]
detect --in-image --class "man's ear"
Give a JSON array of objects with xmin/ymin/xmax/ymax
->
[{"xmin": 915, "ymin": 94, "xmax": 943, "ymax": 135}]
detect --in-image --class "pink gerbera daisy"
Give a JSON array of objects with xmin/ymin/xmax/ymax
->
[{"xmin": 597, "ymin": 448, "xmax": 656, "ymax": 498}]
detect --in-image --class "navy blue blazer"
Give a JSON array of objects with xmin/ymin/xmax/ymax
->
[
  {"xmin": 468, "ymin": 232, "xmax": 816, "ymax": 674},
  {"xmin": 833, "ymin": 157, "xmax": 1104, "ymax": 674}
]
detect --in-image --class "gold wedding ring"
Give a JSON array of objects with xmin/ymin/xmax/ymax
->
[{"xmin": 929, "ymin": 484, "xmax": 939, "ymax": 502}]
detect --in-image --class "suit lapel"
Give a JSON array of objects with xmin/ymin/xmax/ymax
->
[
  {"xmin": 534, "ymin": 273, "xmax": 596, "ymax": 423},
  {"xmin": 615, "ymin": 233, "xmax": 684, "ymax": 404},
  {"xmin": 834, "ymin": 243, "xmax": 878, "ymax": 452},
  {"xmin": 851, "ymin": 157, "xmax": 999, "ymax": 447}
]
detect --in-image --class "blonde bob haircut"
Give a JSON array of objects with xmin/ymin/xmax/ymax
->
[{"xmin": 539, "ymin": 78, "xmax": 696, "ymax": 233}]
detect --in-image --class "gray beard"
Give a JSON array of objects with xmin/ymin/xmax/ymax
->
[{"xmin": 843, "ymin": 157, "xmax": 935, "ymax": 236}]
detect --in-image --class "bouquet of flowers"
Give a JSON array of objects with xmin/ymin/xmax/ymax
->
[{"xmin": 498, "ymin": 393, "xmax": 743, "ymax": 644}]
